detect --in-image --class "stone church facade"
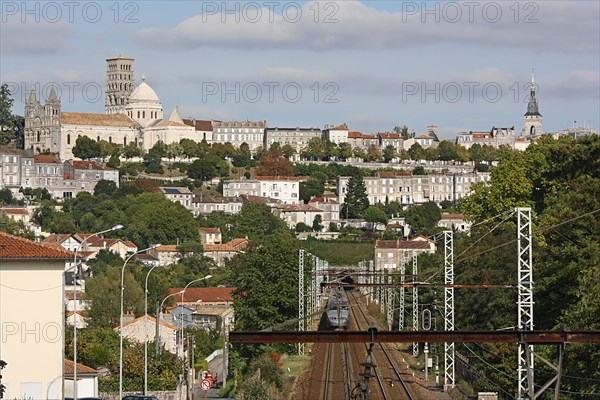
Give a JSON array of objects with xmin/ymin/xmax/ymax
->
[{"xmin": 24, "ymin": 56, "xmax": 198, "ymax": 160}]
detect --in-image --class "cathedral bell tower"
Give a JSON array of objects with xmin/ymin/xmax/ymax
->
[
  {"xmin": 523, "ymin": 70, "xmax": 543, "ymax": 137},
  {"xmin": 105, "ymin": 56, "xmax": 135, "ymax": 114}
]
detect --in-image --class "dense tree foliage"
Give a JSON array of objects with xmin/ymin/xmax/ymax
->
[
  {"xmin": 342, "ymin": 173, "xmax": 369, "ymax": 218},
  {"xmin": 72, "ymin": 136, "xmax": 101, "ymax": 159},
  {"xmin": 452, "ymin": 135, "xmax": 600, "ymax": 397},
  {"xmin": 255, "ymin": 150, "xmax": 292, "ymax": 176}
]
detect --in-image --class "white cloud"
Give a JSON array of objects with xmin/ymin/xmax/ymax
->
[
  {"xmin": 0, "ymin": 18, "xmax": 73, "ymax": 54},
  {"xmin": 134, "ymin": 1, "xmax": 599, "ymax": 53}
]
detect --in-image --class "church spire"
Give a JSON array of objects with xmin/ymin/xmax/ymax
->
[
  {"xmin": 525, "ymin": 68, "xmax": 541, "ymax": 117},
  {"xmin": 27, "ymin": 90, "xmax": 38, "ymax": 105}
]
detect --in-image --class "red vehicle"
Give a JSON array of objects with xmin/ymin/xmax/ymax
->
[{"xmin": 199, "ymin": 370, "xmax": 219, "ymax": 389}]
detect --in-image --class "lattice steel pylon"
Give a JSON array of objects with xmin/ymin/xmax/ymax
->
[
  {"xmin": 412, "ymin": 250, "xmax": 419, "ymax": 357},
  {"xmin": 517, "ymin": 207, "xmax": 534, "ymax": 399},
  {"xmin": 399, "ymin": 252, "xmax": 405, "ymax": 331},
  {"xmin": 298, "ymin": 249, "xmax": 305, "ymax": 355},
  {"xmin": 386, "ymin": 272, "xmax": 394, "ymax": 331},
  {"xmin": 444, "ymin": 230, "xmax": 455, "ymax": 391}
]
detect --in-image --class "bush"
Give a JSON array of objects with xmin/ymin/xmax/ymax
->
[
  {"xmin": 295, "ymin": 222, "xmax": 312, "ymax": 233},
  {"xmin": 173, "ymin": 162, "xmax": 190, "ymax": 173}
]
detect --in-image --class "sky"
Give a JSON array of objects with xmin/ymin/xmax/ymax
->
[{"xmin": 1, "ymin": 0, "xmax": 599, "ymax": 139}]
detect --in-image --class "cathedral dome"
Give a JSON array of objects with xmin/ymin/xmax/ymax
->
[{"xmin": 129, "ymin": 77, "xmax": 160, "ymax": 104}]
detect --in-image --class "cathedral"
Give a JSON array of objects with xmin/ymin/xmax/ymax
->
[{"xmin": 24, "ymin": 56, "xmax": 198, "ymax": 160}]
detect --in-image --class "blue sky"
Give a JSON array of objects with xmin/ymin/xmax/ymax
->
[{"xmin": 1, "ymin": 0, "xmax": 599, "ymax": 138}]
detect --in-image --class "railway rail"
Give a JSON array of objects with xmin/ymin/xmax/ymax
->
[{"xmin": 348, "ymin": 291, "xmax": 416, "ymax": 400}]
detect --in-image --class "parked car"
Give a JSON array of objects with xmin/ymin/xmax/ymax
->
[
  {"xmin": 122, "ymin": 396, "xmax": 159, "ymax": 400},
  {"xmin": 65, "ymin": 398, "xmax": 103, "ymax": 400}
]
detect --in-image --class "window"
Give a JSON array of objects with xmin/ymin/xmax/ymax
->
[
  {"xmin": 67, "ymin": 134, "xmax": 71, "ymax": 145},
  {"xmin": 109, "ymin": 136, "xmax": 112, "ymax": 143}
]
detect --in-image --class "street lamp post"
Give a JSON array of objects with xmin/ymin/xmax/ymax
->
[
  {"xmin": 217, "ymin": 296, "xmax": 229, "ymax": 390},
  {"xmin": 180, "ymin": 276, "xmax": 212, "ymax": 395},
  {"xmin": 119, "ymin": 244, "xmax": 160, "ymax": 400},
  {"xmin": 72, "ymin": 224, "xmax": 123, "ymax": 400},
  {"xmin": 144, "ymin": 263, "xmax": 161, "ymax": 395},
  {"xmin": 158, "ymin": 290, "xmax": 184, "ymax": 352}
]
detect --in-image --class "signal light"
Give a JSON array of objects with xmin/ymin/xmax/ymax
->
[{"xmin": 422, "ymin": 309, "xmax": 431, "ymax": 330}]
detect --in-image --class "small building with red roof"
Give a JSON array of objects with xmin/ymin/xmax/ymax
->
[{"xmin": 0, "ymin": 232, "xmax": 73, "ymax": 399}]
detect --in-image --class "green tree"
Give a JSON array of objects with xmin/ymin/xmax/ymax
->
[
  {"xmin": 0, "ymin": 84, "xmax": 16, "ymax": 145},
  {"xmin": 312, "ymin": 215, "xmax": 323, "ymax": 232},
  {"xmin": 188, "ymin": 156, "xmax": 217, "ymax": 182},
  {"xmin": 408, "ymin": 143, "xmax": 426, "ymax": 160},
  {"xmin": 86, "ymin": 265, "xmax": 144, "ymax": 328},
  {"xmin": 412, "ymin": 166, "xmax": 426, "ymax": 175},
  {"xmin": 342, "ymin": 174, "xmax": 369, "ymax": 218},
  {"xmin": 383, "ymin": 145, "xmax": 397, "ymax": 163},
  {"xmin": 301, "ymin": 138, "xmax": 326, "ymax": 160},
  {"xmin": 230, "ymin": 203, "xmax": 290, "ymax": 241},
  {"xmin": 229, "ymin": 235, "xmax": 299, "ymax": 357},
  {"xmin": 338, "ymin": 142, "xmax": 353, "ymax": 160},
  {"xmin": 93, "ymin": 179, "xmax": 118, "ymax": 196},
  {"xmin": 299, "ymin": 178, "xmax": 325, "ymax": 204},
  {"xmin": 405, "ymin": 201, "xmax": 441, "ymax": 235},
  {"xmin": 281, "ymin": 144, "xmax": 295, "ymax": 159},
  {"xmin": 437, "ymin": 140, "xmax": 458, "ymax": 161},
  {"xmin": 362, "ymin": 206, "xmax": 388, "ymax": 232},
  {"xmin": 123, "ymin": 141, "xmax": 144, "ymax": 159},
  {"xmin": 365, "ymin": 144, "xmax": 382, "ymax": 162},
  {"xmin": 72, "ymin": 136, "xmax": 101, "ymax": 159}
]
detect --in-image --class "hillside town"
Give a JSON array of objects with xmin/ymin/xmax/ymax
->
[{"xmin": 1, "ymin": 52, "xmax": 598, "ymax": 400}]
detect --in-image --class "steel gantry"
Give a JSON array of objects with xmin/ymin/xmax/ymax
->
[
  {"xmin": 412, "ymin": 250, "xmax": 419, "ymax": 357},
  {"xmin": 444, "ymin": 230, "xmax": 455, "ymax": 391},
  {"xmin": 517, "ymin": 207, "xmax": 534, "ymax": 399},
  {"xmin": 386, "ymin": 269, "xmax": 394, "ymax": 331},
  {"xmin": 398, "ymin": 252, "xmax": 406, "ymax": 331},
  {"xmin": 298, "ymin": 249, "xmax": 305, "ymax": 355}
]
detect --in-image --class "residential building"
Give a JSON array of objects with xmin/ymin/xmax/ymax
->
[
  {"xmin": 224, "ymin": 176, "xmax": 300, "ymax": 204},
  {"xmin": 202, "ymin": 238, "xmax": 249, "ymax": 266},
  {"xmin": 160, "ymin": 186, "xmax": 193, "ymax": 208},
  {"xmin": 347, "ymin": 131, "xmax": 377, "ymax": 150},
  {"xmin": 308, "ymin": 195, "xmax": 341, "ymax": 227},
  {"xmin": 264, "ymin": 127, "xmax": 322, "ymax": 156},
  {"xmin": 33, "ymin": 154, "xmax": 64, "ymax": 197},
  {"xmin": 182, "ymin": 118, "xmax": 214, "ymax": 143},
  {"xmin": 0, "ymin": 232, "xmax": 72, "ymax": 400},
  {"xmin": 0, "ymin": 207, "xmax": 31, "ymax": 224},
  {"xmin": 374, "ymin": 236, "xmax": 436, "ymax": 270},
  {"xmin": 115, "ymin": 315, "xmax": 178, "ymax": 355},
  {"xmin": 337, "ymin": 171, "xmax": 490, "ymax": 206},
  {"xmin": 169, "ymin": 287, "xmax": 235, "ymax": 332},
  {"xmin": 438, "ymin": 213, "xmax": 471, "ymax": 234},
  {"xmin": 148, "ymin": 245, "xmax": 181, "ymax": 266},
  {"xmin": 275, "ymin": 204, "xmax": 325, "ymax": 231},
  {"xmin": 190, "ymin": 195, "xmax": 244, "ymax": 216},
  {"xmin": 64, "ymin": 360, "xmax": 99, "ymax": 398},
  {"xmin": 0, "ymin": 147, "xmax": 34, "ymax": 192},
  {"xmin": 64, "ymin": 160, "xmax": 119, "ymax": 194},
  {"xmin": 78, "ymin": 235, "xmax": 137, "ymax": 259},
  {"xmin": 386, "ymin": 217, "xmax": 411, "ymax": 239},
  {"xmin": 456, "ymin": 127, "xmax": 516, "ymax": 150},
  {"xmin": 378, "ymin": 132, "xmax": 403, "ymax": 153},
  {"xmin": 322, "ymin": 123, "xmax": 349, "ymax": 144},
  {"xmin": 212, "ymin": 120, "xmax": 266, "ymax": 151},
  {"xmin": 199, "ymin": 227, "xmax": 222, "ymax": 245}
]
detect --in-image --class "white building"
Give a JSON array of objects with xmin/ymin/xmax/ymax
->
[
  {"xmin": 438, "ymin": 213, "xmax": 471, "ymax": 234},
  {"xmin": 337, "ymin": 171, "xmax": 490, "ymax": 206},
  {"xmin": 322, "ymin": 123, "xmax": 349, "ymax": 144},
  {"xmin": 0, "ymin": 232, "xmax": 72, "ymax": 400},
  {"xmin": 160, "ymin": 186, "xmax": 194, "ymax": 208},
  {"xmin": 115, "ymin": 315, "xmax": 178, "ymax": 355},
  {"xmin": 212, "ymin": 120, "xmax": 266, "ymax": 151},
  {"xmin": 223, "ymin": 176, "xmax": 300, "ymax": 204}
]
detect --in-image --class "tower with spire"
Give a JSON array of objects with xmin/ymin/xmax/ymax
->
[
  {"xmin": 105, "ymin": 55, "xmax": 135, "ymax": 114},
  {"xmin": 24, "ymin": 87, "xmax": 61, "ymax": 154},
  {"xmin": 522, "ymin": 69, "xmax": 543, "ymax": 137}
]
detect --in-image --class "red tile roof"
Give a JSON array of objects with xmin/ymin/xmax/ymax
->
[
  {"xmin": 43, "ymin": 234, "xmax": 77, "ymax": 244},
  {"xmin": 327, "ymin": 123, "xmax": 348, "ymax": 131},
  {"xmin": 441, "ymin": 213, "xmax": 466, "ymax": 220},
  {"xmin": 71, "ymin": 160, "xmax": 115, "ymax": 171},
  {"xmin": 155, "ymin": 245, "xmax": 178, "ymax": 252},
  {"xmin": 182, "ymin": 118, "xmax": 214, "ymax": 131},
  {"xmin": 1, "ymin": 208, "xmax": 29, "ymax": 215},
  {"xmin": 34, "ymin": 154, "xmax": 61, "ymax": 163},
  {"xmin": 65, "ymin": 359, "xmax": 98, "ymax": 375},
  {"xmin": 0, "ymin": 232, "xmax": 74, "ymax": 259},
  {"xmin": 170, "ymin": 287, "xmax": 235, "ymax": 303}
]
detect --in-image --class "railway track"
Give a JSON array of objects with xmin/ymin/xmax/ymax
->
[{"xmin": 348, "ymin": 290, "xmax": 416, "ymax": 400}]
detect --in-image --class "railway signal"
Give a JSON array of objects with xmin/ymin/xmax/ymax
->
[{"xmin": 422, "ymin": 309, "xmax": 432, "ymax": 330}]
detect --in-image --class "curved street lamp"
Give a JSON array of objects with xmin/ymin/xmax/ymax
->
[
  {"xmin": 143, "ymin": 263, "xmax": 160, "ymax": 395},
  {"xmin": 119, "ymin": 244, "xmax": 161, "ymax": 400},
  {"xmin": 72, "ymin": 224, "xmax": 123, "ymax": 400}
]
